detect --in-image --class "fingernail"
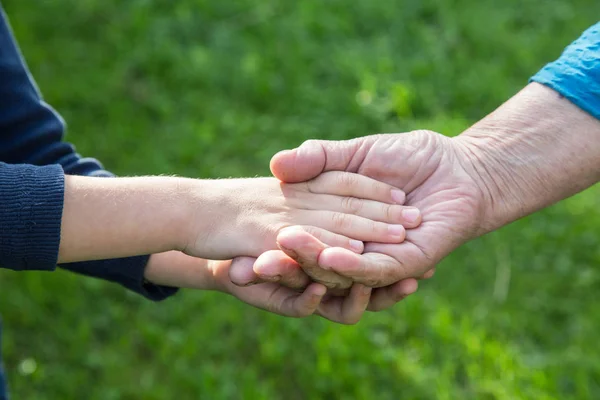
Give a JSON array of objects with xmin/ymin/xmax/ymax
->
[
  {"xmin": 402, "ymin": 208, "xmax": 421, "ymax": 223},
  {"xmin": 349, "ymin": 239, "xmax": 363, "ymax": 252},
  {"xmin": 388, "ymin": 224, "xmax": 405, "ymax": 237},
  {"xmin": 391, "ymin": 189, "xmax": 405, "ymax": 204}
]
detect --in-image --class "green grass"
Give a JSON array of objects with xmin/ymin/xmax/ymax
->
[{"xmin": 1, "ymin": 1, "xmax": 600, "ymax": 398}]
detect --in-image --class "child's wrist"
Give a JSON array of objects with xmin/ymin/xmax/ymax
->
[
  {"xmin": 170, "ymin": 178, "xmax": 214, "ymax": 254},
  {"xmin": 178, "ymin": 178, "xmax": 261, "ymax": 259}
]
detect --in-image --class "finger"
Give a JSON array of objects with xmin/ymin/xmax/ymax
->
[
  {"xmin": 316, "ymin": 284, "xmax": 372, "ymax": 325},
  {"xmin": 270, "ymin": 138, "xmax": 376, "ymax": 183},
  {"xmin": 230, "ymin": 281, "xmax": 327, "ymax": 318},
  {"xmin": 367, "ymin": 279, "xmax": 419, "ymax": 312},
  {"xmin": 236, "ymin": 225, "xmax": 367, "ymax": 290},
  {"xmin": 244, "ymin": 225, "xmax": 365, "ymax": 289},
  {"xmin": 296, "ymin": 226, "xmax": 364, "ymax": 253},
  {"xmin": 296, "ymin": 193, "xmax": 420, "ymax": 227},
  {"xmin": 277, "ymin": 227, "xmax": 353, "ymax": 292},
  {"xmin": 229, "ymin": 256, "xmax": 261, "ymax": 287},
  {"xmin": 273, "ymin": 282, "xmax": 327, "ymax": 317},
  {"xmin": 304, "ymin": 211, "xmax": 406, "ymax": 243},
  {"xmin": 420, "ymin": 268, "xmax": 436, "ymax": 280},
  {"xmin": 305, "ymin": 171, "xmax": 406, "ymax": 205},
  {"xmin": 315, "ymin": 244, "xmax": 426, "ymax": 287},
  {"xmin": 253, "ymin": 250, "xmax": 311, "ymax": 290},
  {"xmin": 364, "ymin": 241, "xmax": 433, "ymax": 278}
]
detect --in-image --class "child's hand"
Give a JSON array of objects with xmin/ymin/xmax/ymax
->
[{"xmin": 182, "ymin": 172, "xmax": 421, "ymax": 260}]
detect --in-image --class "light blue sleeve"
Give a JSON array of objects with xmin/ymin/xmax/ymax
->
[{"xmin": 530, "ymin": 22, "xmax": 600, "ymax": 120}]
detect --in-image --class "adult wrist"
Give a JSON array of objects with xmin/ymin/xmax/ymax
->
[
  {"xmin": 454, "ymin": 120, "xmax": 540, "ymax": 236},
  {"xmin": 455, "ymin": 83, "xmax": 600, "ymax": 236}
]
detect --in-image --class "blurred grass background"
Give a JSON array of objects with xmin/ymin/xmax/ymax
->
[{"xmin": 1, "ymin": 1, "xmax": 600, "ymax": 399}]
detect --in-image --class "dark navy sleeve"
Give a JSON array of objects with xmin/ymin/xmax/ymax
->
[
  {"xmin": 0, "ymin": 162, "xmax": 64, "ymax": 272},
  {"xmin": 0, "ymin": 6, "xmax": 177, "ymax": 301},
  {"xmin": 530, "ymin": 23, "xmax": 600, "ymax": 120}
]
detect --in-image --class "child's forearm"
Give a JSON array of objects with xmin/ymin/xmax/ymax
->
[{"xmin": 58, "ymin": 175, "xmax": 197, "ymax": 263}]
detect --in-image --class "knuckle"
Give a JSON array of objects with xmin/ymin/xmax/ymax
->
[
  {"xmin": 363, "ymin": 277, "xmax": 381, "ymax": 287},
  {"xmin": 341, "ymin": 196, "xmax": 363, "ymax": 214},
  {"xmin": 299, "ymin": 225, "xmax": 318, "ymax": 237},
  {"xmin": 371, "ymin": 179, "xmax": 386, "ymax": 198},
  {"xmin": 371, "ymin": 220, "xmax": 387, "ymax": 238},
  {"xmin": 383, "ymin": 204, "xmax": 397, "ymax": 222},
  {"xmin": 331, "ymin": 212, "xmax": 351, "ymax": 231},
  {"xmin": 303, "ymin": 179, "xmax": 314, "ymax": 193},
  {"xmin": 337, "ymin": 172, "xmax": 358, "ymax": 190},
  {"xmin": 306, "ymin": 173, "xmax": 327, "ymax": 193}
]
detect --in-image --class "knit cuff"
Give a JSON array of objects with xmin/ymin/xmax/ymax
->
[{"xmin": 0, "ymin": 162, "xmax": 64, "ymax": 271}]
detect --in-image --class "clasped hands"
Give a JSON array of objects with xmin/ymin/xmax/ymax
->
[
  {"xmin": 220, "ymin": 129, "xmax": 487, "ymax": 324},
  {"xmin": 61, "ymin": 84, "xmax": 597, "ymax": 325},
  {"xmin": 143, "ymin": 83, "xmax": 600, "ymax": 325}
]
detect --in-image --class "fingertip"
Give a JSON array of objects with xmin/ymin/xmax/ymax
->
[
  {"xmin": 349, "ymin": 239, "xmax": 364, "ymax": 253},
  {"xmin": 388, "ymin": 224, "xmax": 406, "ymax": 242},
  {"xmin": 310, "ymin": 282, "xmax": 328, "ymax": 297},
  {"xmin": 401, "ymin": 208, "xmax": 422, "ymax": 227},
  {"xmin": 276, "ymin": 227, "xmax": 322, "ymax": 260},
  {"xmin": 396, "ymin": 278, "xmax": 418, "ymax": 297},
  {"xmin": 361, "ymin": 284, "xmax": 372, "ymax": 296},
  {"xmin": 278, "ymin": 225, "xmax": 309, "ymax": 241},
  {"xmin": 353, "ymin": 283, "xmax": 372, "ymax": 296},
  {"xmin": 271, "ymin": 140, "xmax": 327, "ymax": 183},
  {"xmin": 270, "ymin": 149, "xmax": 294, "ymax": 179},
  {"xmin": 421, "ymin": 268, "xmax": 436, "ymax": 279},
  {"xmin": 367, "ymin": 280, "xmax": 417, "ymax": 312},
  {"xmin": 318, "ymin": 247, "xmax": 361, "ymax": 272},
  {"xmin": 391, "ymin": 189, "xmax": 406, "ymax": 205},
  {"xmin": 254, "ymin": 250, "xmax": 285, "ymax": 278},
  {"xmin": 301, "ymin": 283, "xmax": 327, "ymax": 312},
  {"xmin": 229, "ymin": 257, "xmax": 259, "ymax": 286}
]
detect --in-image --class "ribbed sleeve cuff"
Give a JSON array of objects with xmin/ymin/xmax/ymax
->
[
  {"xmin": 530, "ymin": 23, "xmax": 600, "ymax": 121},
  {"xmin": 0, "ymin": 162, "xmax": 64, "ymax": 271},
  {"xmin": 60, "ymin": 255, "xmax": 179, "ymax": 302}
]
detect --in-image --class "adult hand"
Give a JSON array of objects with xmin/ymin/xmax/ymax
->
[
  {"xmin": 268, "ymin": 129, "xmax": 485, "ymax": 287},
  {"xmin": 221, "ymin": 257, "xmax": 373, "ymax": 324},
  {"xmin": 229, "ymin": 129, "xmax": 478, "ymax": 310},
  {"xmin": 235, "ymin": 83, "xmax": 600, "ymax": 309},
  {"xmin": 145, "ymin": 251, "xmax": 373, "ymax": 324}
]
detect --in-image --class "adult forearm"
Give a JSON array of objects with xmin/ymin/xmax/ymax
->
[
  {"xmin": 457, "ymin": 82, "xmax": 600, "ymax": 235},
  {"xmin": 58, "ymin": 175, "xmax": 193, "ymax": 263}
]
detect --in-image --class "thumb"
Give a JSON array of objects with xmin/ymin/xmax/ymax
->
[{"xmin": 270, "ymin": 138, "xmax": 371, "ymax": 183}]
